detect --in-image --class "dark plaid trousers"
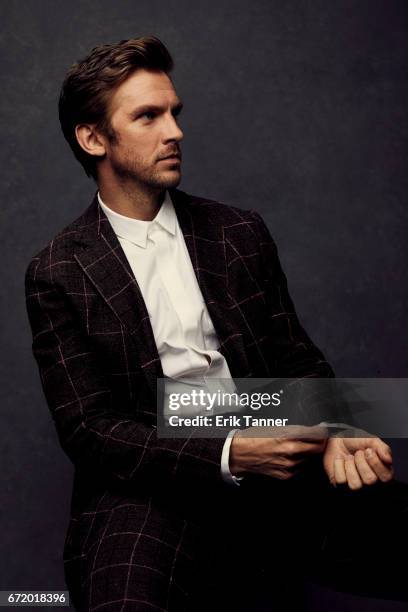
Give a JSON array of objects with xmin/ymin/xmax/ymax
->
[{"xmin": 64, "ymin": 460, "xmax": 408, "ymax": 611}]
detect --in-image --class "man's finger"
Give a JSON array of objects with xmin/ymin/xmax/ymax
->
[
  {"xmin": 365, "ymin": 448, "xmax": 394, "ymax": 482},
  {"xmin": 334, "ymin": 457, "xmax": 347, "ymax": 485},
  {"xmin": 371, "ymin": 439, "xmax": 393, "ymax": 464},
  {"xmin": 344, "ymin": 455, "xmax": 363, "ymax": 490},
  {"xmin": 354, "ymin": 450, "xmax": 378, "ymax": 485}
]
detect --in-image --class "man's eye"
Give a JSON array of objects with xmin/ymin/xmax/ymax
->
[{"xmin": 141, "ymin": 112, "xmax": 156, "ymax": 120}]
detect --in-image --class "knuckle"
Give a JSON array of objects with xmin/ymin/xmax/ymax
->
[
  {"xmin": 366, "ymin": 453, "xmax": 378, "ymax": 464},
  {"xmin": 284, "ymin": 441, "xmax": 297, "ymax": 455}
]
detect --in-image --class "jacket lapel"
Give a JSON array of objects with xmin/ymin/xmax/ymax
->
[
  {"xmin": 171, "ymin": 189, "xmax": 251, "ymax": 378},
  {"xmin": 72, "ymin": 193, "xmax": 161, "ymax": 398},
  {"xmin": 72, "ymin": 189, "xmax": 251, "ymax": 400}
]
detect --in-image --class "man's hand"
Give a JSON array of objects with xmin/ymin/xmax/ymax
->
[
  {"xmin": 229, "ymin": 425, "xmax": 328, "ymax": 480},
  {"xmin": 323, "ymin": 435, "xmax": 394, "ymax": 490}
]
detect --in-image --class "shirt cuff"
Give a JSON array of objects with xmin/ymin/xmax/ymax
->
[{"xmin": 220, "ymin": 429, "xmax": 244, "ymax": 486}]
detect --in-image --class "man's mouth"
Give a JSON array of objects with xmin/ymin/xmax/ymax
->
[{"xmin": 158, "ymin": 152, "xmax": 181, "ymax": 161}]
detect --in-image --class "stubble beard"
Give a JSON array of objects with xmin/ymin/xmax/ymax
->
[{"xmin": 110, "ymin": 148, "xmax": 181, "ymax": 192}]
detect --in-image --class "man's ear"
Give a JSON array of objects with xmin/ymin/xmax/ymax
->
[{"xmin": 75, "ymin": 124, "xmax": 106, "ymax": 158}]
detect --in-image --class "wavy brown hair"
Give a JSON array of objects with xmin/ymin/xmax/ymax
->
[{"xmin": 58, "ymin": 36, "xmax": 174, "ymax": 181}]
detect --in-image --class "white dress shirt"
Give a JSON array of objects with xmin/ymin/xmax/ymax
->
[{"xmin": 98, "ymin": 190, "xmax": 242, "ymax": 485}]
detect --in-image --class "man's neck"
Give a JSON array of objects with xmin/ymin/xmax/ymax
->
[{"xmin": 98, "ymin": 179, "xmax": 165, "ymax": 221}]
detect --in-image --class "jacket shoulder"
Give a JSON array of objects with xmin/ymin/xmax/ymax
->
[
  {"xmin": 25, "ymin": 200, "xmax": 94, "ymax": 284},
  {"xmin": 173, "ymin": 188, "xmax": 257, "ymax": 224}
]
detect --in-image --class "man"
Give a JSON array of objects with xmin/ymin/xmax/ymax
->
[{"xmin": 25, "ymin": 37, "xmax": 406, "ymax": 611}]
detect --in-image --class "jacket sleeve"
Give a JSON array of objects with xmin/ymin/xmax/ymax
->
[
  {"xmin": 25, "ymin": 256, "xmax": 226, "ymax": 491},
  {"xmin": 249, "ymin": 210, "xmax": 334, "ymax": 378},
  {"xmin": 248, "ymin": 211, "xmax": 350, "ymax": 426}
]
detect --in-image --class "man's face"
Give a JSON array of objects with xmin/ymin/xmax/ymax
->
[{"xmin": 99, "ymin": 69, "xmax": 183, "ymax": 189}]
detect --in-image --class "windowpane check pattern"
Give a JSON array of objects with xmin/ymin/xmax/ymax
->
[{"xmin": 25, "ymin": 188, "xmax": 333, "ymax": 610}]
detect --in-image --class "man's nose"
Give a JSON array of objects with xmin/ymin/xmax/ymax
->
[{"xmin": 163, "ymin": 113, "xmax": 183, "ymax": 143}]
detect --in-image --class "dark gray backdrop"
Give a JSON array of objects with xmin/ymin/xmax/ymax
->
[{"xmin": 1, "ymin": 1, "xmax": 408, "ymax": 610}]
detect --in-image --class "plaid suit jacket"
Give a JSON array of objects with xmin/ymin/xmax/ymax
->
[{"xmin": 25, "ymin": 188, "xmax": 333, "ymax": 611}]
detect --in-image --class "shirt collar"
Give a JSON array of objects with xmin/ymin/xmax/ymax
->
[{"xmin": 97, "ymin": 190, "xmax": 176, "ymax": 248}]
